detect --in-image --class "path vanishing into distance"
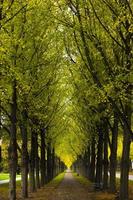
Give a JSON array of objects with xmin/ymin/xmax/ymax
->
[
  {"xmin": 52, "ymin": 170, "xmax": 92, "ymax": 200},
  {"xmin": 29, "ymin": 169, "xmax": 93, "ymax": 200}
]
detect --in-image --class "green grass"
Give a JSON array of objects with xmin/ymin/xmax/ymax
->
[
  {"xmin": 46, "ymin": 172, "xmax": 65, "ymax": 187},
  {"xmin": 72, "ymin": 172, "xmax": 91, "ymax": 187},
  {"xmin": 129, "ymin": 180, "xmax": 133, "ymax": 185},
  {"xmin": 0, "ymin": 173, "xmax": 21, "ymax": 181},
  {"xmin": 0, "ymin": 173, "xmax": 10, "ymax": 180}
]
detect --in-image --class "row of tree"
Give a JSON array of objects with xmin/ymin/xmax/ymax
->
[
  {"xmin": 52, "ymin": 1, "xmax": 133, "ymax": 200},
  {"xmin": 0, "ymin": 1, "xmax": 66, "ymax": 199}
]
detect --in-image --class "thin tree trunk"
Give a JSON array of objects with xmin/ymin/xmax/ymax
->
[
  {"xmin": 40, "ymin": 128, "xmax": 46, "ymax": 186},
  {"xmin": 103, "ymin": 124, "xmax": 109, "ymax": 189},
  {"xmin": 109, "ymin": 112, "xmax": 118, "ymax": 192},
  {"xmin": 47, "ymin": 143, "xmax": 51, "ymax": 182},
  {"xmin": 52, "ymin": 148, "xmax": 55, "ymax": 178},
  {"xmin": 55, "ymin": 156, "xmax": 59, "ymax": 176},
  {"xmin": 29, "ymin": 130, "xmax": 36, "ymax": 192},
  {"xmin": 20, "ymin": 109, "xmax": 29, "ymax": 198},
  {"xmin": 35, "ymin": 132, "xmax": 40, "ymax": 189},
  {"xmin": 95, "ymin": 127, "xmax": 103, "ymax": 189},
  {"xmin": 83, "ymin": 150, "xmax": 89, "ymax": 177},
  {"xmin": 87, "ymin": 146, "xmax": 91, "ymax": 177},
  {"xmin": 58, "ymin": 158, "xmax": 61, "ymax": 174},
  {"xmin": 8, "ymin": 81, "xmax": 18, "ymax": 200},
  {"xmin": 89, "ymin": 136, "xmax": 96, "ymax": 182}
]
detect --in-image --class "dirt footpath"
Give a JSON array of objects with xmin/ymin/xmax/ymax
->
[
  {"xmin": 52, "ymin": 171, "xmax": 93, "ymax": 200},
  {"xmin": 28, "ymin": 170, "xmax": 94, "ymax": 200},
  {"xmin": 27, "ymin": 170, "xmax": 118, "ymax": 200}
]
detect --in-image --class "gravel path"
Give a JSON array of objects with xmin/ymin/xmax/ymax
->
[
  {"xmin": 28, "ymin": 170, "xmax": 93, "ymax": 200},
  {"xmin": 51, "ymin": 170, "xmax": 92, "ymax": 200}
]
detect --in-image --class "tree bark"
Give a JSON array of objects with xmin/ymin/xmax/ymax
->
[
  {"xmin": 8, "ymin": 81, "xmax": 18, "ymax": 200},
  {"xmin": 40, "ymin": 128, "xmax": 46, "ymax": 186},
  {"xmin": 34, "ymin": 131, "xmax": 40, "ymax": 189},
  {"xmin": 119, "ymin": 105, "xmax": 131, "ymax": 200},
  {"xmin": 86, "ymin": 146, "xmax": 90, "ymax": 177},
  {"xmin": 103, "ymin": 124, "xmax": 109, "ymax": 190},
  {"xmin": 51, "ymin": 148, "xmax": 55, "ymax": 178},
  {"xmin": 109, "ymin": 112, "xmax": 118, "ymax": 192},
  {"xmin": 95, "ymin": 127, "xmax": 103, "ymax": 189},
  {"xmin": 47, "ymin": 143, "xmax": 52, "ymax": 182},
  {"xmin": 29, "ymin": 130, "xmax": 36, "ymax": 192},
  {"xmin": 20, "ymin": 109, "xmax": 29, "ymax": 198},
  {"xmin": 89, "ymin": 136, "xmax": 96, "ymax": 182}
]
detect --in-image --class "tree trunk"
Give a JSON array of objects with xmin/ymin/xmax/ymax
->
[
  {"xmin": 119, "ymin": 105, "xmax": 131, "ymax": 200},
  {"xmin": 51, "ymin": 148, "xmax": 55, "ymax": 178},
  {"xmin": 103, "ymin": 124, "xmax": 109, "ymax": 190},
  {"xmin": 119, "ymin": 128, "xmax": 131, "ymax": 200},
  {"xmin": 89, "ymin": 136, "xmax": 96, "ymax": 182},
  {"xmin": 109, "ymin": 112, "xmax": 118, "ymax": 192},
  {"xmin": 85, "ymin": 146, "xmax": 90, "ymax": 178},
  {"xmin": 55, "ymin": 156, "xmax": 59, "ymax": 176},
  {"xmin": 58, "ymin": 158, "xmax": 61, "ymax": 174},
  {"xmin": 47, "ymin": 143, "xmax": 52, "ymax": 182},
  {"xmin": 83, "ymin": 149, "xmax": 89, "ymax": 177},
  {"xmin": 20, "ymin": 109, "xmax": 29, "ymax": 198},
  {"xmin": 34, "ymin": 132, "xmax": 40, "ymax": 189},
  {"xmin": 40, "ymin": 128, "xmax": 46, "ymax": 186},
  {"xmin": 95, "ymin": 127, "xmax": 103, "ymax": 189},
  {"xmin": 8, "ymin": 81, "xmax": 18, "ymax": 200},
  {"xmin": 29, "ymin": 130, "xmax": 36, "ymax": 192}
]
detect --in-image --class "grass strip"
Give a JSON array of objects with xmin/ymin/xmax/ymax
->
[
  {"xmin": 72, "ymin": 172, "xmax": 91, "ymax": 187},
  {"xmin": 46, "ymin": 172, "xmax": 65, "ymax": 188},
  {"xmin": 0, "ymin": 173, "xmax": 21, "ymax": 181}
]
